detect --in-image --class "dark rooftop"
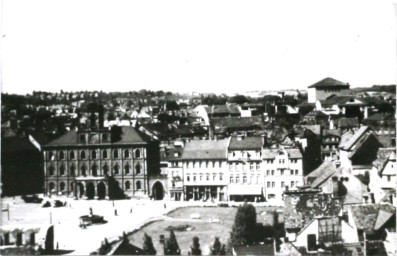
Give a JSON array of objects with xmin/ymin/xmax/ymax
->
[{"xmin": 308, "ymin": 77, "xmax": 350, "ymax": 89}]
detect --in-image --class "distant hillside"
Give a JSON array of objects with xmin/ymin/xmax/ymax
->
[{"xmin": 352, "ymin": 85, "xmax": 396, "ymax": 93}]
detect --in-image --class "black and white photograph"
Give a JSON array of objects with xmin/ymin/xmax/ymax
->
[{"xmin": 1, "ymin": 0, "xmax": 396, "ymax": 255}]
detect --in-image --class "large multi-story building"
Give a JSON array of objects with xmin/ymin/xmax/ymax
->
[
  {"xmin": 227, "ymin": 135, "xmax": 264, "ymax": 201},
  {"xmin": 42, "ymin": 103, "xmax": 157, "ymax": 199},
  {"xmin": 181, "ymin": 139, "xmax": 230, "ymax": 201},
  {"xmin": 308, "ymin": 77, "xmax": 350, "ymax": 103}
]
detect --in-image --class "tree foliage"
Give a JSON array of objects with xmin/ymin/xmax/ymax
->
[
  {"xmin": 229, "ymin": 202, "xmax": 257, "ymax": 247},
  {"xmin": 143, "ymin": 233, "xmax": 156, "ymax": 255},
  {"xmin": 210, "ymin": 237, "xmax": 226, "ymax": 255},
  {"xmin": 164, "ymin": 230, "xmax": 181, "ymax": 255},
  {"xmin": 189, "ymin": 236, "xmax": 202, "ymax": 255}
]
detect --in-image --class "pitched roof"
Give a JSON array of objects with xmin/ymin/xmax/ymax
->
[
  {"xmin": 309, "ymin": 164, "xmax": 339, "ymax": 188},
  {"xmin": 284, "ymin": 192, "xmax": 341, "ymax": 229},
  {"xmin": 338, "ymin": 117, "xmax": 359, "ymax": 129},
  {"xmin": 181, "ymin": 139, "xmax": 230, "ymax": 160},
  {"xmin": 350, "ymin": 204, "xmax": 396, "ymax": 231},
  {"xmin": 339, "ymin": 126, "xmax": 370, "ymax": 151},
  {"xmin": 205, "ymin": 105, "xmax": 240, "ymax": 115},
  {"xmin": 211, "ymin": 116, "xmax": 264, "ymax": 129},
  {"xmin": 229, "ymin": 136, "xmax": 263, "ymax": 150},
  {"xmin": 45, "ymin": 127, "xmax": 147, "ymax": 147},
  {"xmin": 323, "ymin": 129, "xmax": 341, "ymax": 137},
  {"xmin": 306, "ymin": 161, "xmax": 335, "ymax": 181},
  {"xmin": 364, "ymin": 113, "xmax": 395, "ymax": 123},
  {"xmin": 262, "ymin": 148, "xmax": 302, "ymax": 159},
  {"xmin": 308, "ymin": 77, "xmax": 350, "ymax": 89}
]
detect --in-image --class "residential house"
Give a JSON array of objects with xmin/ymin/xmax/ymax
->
[
  {"xmin": 193, "ymin": 104, "xmax": 241, "ymax": 126},
  {"xmin": 306, "ymin": 161, "xmax": 368, "ymax": 205},
  {"xmin": 210, "ymin": 116, "xmax": 265, "ymax": 138},
  {"xmin": 369, "ymin": 148, "xmax": 396, "ymax": 205},
  {"xmin": 363, "ymin": 113, "xmax": 396, "ymax": 147},
  {"xmin": 339, "ymin": 126, "xmax": 383, "ymax": 174},
  {"xmin": 262, "ymin": 147, "xmax": 304, "ymax": 202},
  {"xmin": 321, "ymin": 129, "xmax": 341, "ymax": 161}
]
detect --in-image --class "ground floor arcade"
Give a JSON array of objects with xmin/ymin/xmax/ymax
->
[{"xmin": 185, "ymin": 186, "xmax": 227, "ymax": 201}]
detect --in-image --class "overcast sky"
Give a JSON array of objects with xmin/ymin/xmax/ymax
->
[{"xmin": 1, "ymin": 0, "xmax": 396, "ymax": 95}]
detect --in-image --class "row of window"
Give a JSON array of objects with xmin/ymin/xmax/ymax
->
[
  {"xmin": 230, "ymin": 175, "xmax": 261, "ymax": 184},
  {"xmin": 267, "ymin": 180, "xmax": 299, "ymax": 188},
  {"xmin": 47, "ymin": 149, "xmax": 142, "ymax": 161},
  {"xmin": 266, "ymin": 169, "xmax": 300, "ymax": 176},
  {"xmin": 47, "ymin": 162, "xmax": 143, "ymax": 176},
  {"xmin": 229, "ymin": 163, "xmax": 261, "ymax": 171},
  {"xmin": 185, "ymin": 161, "xmax": 224, "ymax": 169},
  {"xmin": 48, "ymin": 180, "xmax": 142, "ymax": 191},
  {"xmin": 186, "ymin": 174, "xmax": 224, "ymax": 182}
]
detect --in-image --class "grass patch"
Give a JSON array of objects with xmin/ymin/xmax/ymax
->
[{"xmin": 128, "ymin": 206, "xmax": 282, "ymax": 255}]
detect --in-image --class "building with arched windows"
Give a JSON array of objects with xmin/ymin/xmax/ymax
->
[{"xmin": 42, "ymin": 103, "xmax": 158, "ymax": 199}]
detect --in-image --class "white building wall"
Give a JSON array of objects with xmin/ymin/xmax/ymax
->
[
  {"xmin": 308, "ymin": 88, "xmax": 317, "ymax": 103},
  {"xmin": 293, "ymin": 219, "xmax": 319, "ymax": 249},
  {"xmin": 341, "ymin": 221, "xmax": 359, "ymax": 243}
]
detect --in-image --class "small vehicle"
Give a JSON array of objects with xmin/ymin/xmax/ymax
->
[{"xmin": 22, "ymin": 194, "xmax": 44, "ymax": 203}]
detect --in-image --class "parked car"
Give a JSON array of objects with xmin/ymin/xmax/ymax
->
[{"xmin": 22, "ymin": 194, "xmax": 43, "ymax": 203}]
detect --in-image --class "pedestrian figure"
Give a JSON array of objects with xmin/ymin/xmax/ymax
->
[
  {"xmin": 164, "ymin": 203, "xmax": 166, "ymax": 209},
  {"xmin": 130, "ymin": 207, "xmax": 133, "ymax": 214},
  {"xmin": 115, "ymin": 209, "xmax": 118, "ymax": 216},
  {"xmin": 56, "ymin": 242, "xmax": 59, "ymax": 250},
  {"xmin": 89, "ymin": 207, "xmax": 93, "ymax": 216}
]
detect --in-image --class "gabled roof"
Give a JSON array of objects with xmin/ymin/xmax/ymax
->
[
  {"xmin": 323, "ymin": 129, "xmax": 341, "ymax": 137},
  {"xmin": 262, "ymin": 148, "xmax": 302, "ymax": 159},
  {"xmin": 211, "ymin": 116, "xmax": 264, "ymax": 129},
  {"xmin": 338, "ymin": 117, "xmax": 359, "ymax": 129},
  {"xmin": 181, "ymin": 139, "xmax": 230, "ymax": 160},
  {"xmin": 339, "ymin": 126, "xmax": 371, "ymax": 151},
  {"xmin": 229, "ymin": 136, "xmax": 263, "ymax": 150},
  {"xmin": 350, "ymin": 204, "xmax": 395, "ymax": 232},
  {"xmin": 284, "ymin": 192, "xmax": 341, "ymax": 230},
  {"xmin": 308, "ymin": 77, "xmax": 350, "ymax": 89},
  {"xmin": 205, "ymin": 105, "xmax": 240, "ymax": 115},
  {"xmin": 306, "ymin": 161, "xmax": 336, "ymax": 181},
  {"xmin": 309, "ymin": 165, "xmax": 339, "ymax": 189},
  {"xmin": 364, "ymin": 113, "xmax": 396, "ymax": 123},
  {"xmin": 45, "ymin": 127, "xmax": 147, "ymax": 147}
]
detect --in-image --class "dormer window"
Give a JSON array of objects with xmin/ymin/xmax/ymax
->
[
  {"xmin": 102, "ymin": 150, "xmax": 108, "ymax": 159},
  {"xmin": 80, "ymin": 151, "xmax": 86, "ymax": 159},
  {"xmin": 124, "ymin": 150, "xmax": 130, "ymax": 158},
  {"xmin": 113, "ymin": 150, "xmax": 119, "ymax": 159},
  {"xmin": 59, "ymin": 151, "xmax": 65, "ymax": 160},
  {"xmin": 135, "ymin": 149, "xmax": 141, "ymax": 158},
  {"xmin": 70, "ymin": 151, "xmax": 75, "ymax": 160}
]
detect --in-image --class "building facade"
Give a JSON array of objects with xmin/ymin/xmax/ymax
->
[
  {"xmin": 42, "ymin": 103, "xmax": 152, "ymax": 199},
  {"xmin": 181, "ymin": 139, "xmax": 230, "ymax": 201},
  {"xmin": 308, "ymin": 77, "xmax": 350, "ymax": 103}
]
